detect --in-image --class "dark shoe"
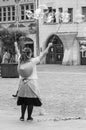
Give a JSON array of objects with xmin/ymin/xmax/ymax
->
[
  {"xmin": 12, "ymin": 91, "xmax": 18, "ymax": 97},
  {"xmin": 12, "ymin": 94, "xmax": 17, "ymax": 97},
  {"xmin": 27, "ymin": 117, "xmax": 33, "ymax": 121},
  {"xmin": 20, "ymin": 117, "xmax": 24, "ymax": 121}
]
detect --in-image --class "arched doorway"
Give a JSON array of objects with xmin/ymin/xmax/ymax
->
[{"xmin": 46, "ymin": 34, "xmax": 64, "ymax": 64}]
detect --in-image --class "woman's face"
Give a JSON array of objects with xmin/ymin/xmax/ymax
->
[{"xmin": 27, "ymin": 50, "xmax": 32, "ymax": 59}]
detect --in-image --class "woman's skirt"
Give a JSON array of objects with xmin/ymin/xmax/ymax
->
[
  {"xmin": 17, "ymin": 79, "xmax": 42, "ymax": 106},
  {"xmin": 17, "ymin": 97, "xmax": 42, "ymax": 106}
]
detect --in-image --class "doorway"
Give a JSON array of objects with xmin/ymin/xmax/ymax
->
[
  {"xmin": 46, "ymin": 34, "xmax": 64, "ymax": 64},
  {"xmin": 80, "ymin": 41, "xmax": 86, "ymax": 65}
]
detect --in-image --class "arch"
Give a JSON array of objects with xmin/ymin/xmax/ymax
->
[
  {"xmin": 24, "ymin": 37, "xmax": 34, "ymax": 43},
  {"xmin": 46, "ymin": 34, "xmax": 64, "ymax": 64}
]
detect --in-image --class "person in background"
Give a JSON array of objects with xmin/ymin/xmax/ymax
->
[{"xmin": 2, "ymin": 49, "xmax": 10, "ymax": 63}]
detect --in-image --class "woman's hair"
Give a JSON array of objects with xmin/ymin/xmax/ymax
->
[{"xmin": 20, "ymin": 47, "xmax": 32, "ymax": 64}]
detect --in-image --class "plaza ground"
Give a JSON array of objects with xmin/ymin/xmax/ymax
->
[{"xmin": 1, "ymin": 64, "xmax": 86, "ymax": 129}]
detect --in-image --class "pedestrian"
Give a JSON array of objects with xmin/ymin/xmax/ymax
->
[
  {"xmin": 16, "ymin": 42, "xmax": 52, "ymax": 121},
  {"xmin": 2, "ymin": 49, "xmax": 10, "ymax": 63}
]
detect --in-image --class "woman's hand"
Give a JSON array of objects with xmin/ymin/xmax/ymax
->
[
  {"xmin": 14, "ymin": 41, "xmax": 18, "ymax": 47},
  {"xmin": 39, "ymin": 42, "xmax": 53, "ymax": 61},
  {"xmin": 48, "ymin": 42, "xmax": 53, "ymax": 48}
]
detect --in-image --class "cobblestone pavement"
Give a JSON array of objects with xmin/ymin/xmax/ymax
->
[{"xmin": 0, "ymin": 65, "xmax": 86, "ymax": 121}]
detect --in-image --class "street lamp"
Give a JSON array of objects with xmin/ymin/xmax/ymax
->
[
  {"xmin": 25, "ymin": 3, "xmax": 48, "ymax": 55},
  {"xmin": 15, "ymin": 0, "xmax": 21, "ymax": 29}
]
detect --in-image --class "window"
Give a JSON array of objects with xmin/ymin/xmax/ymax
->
[
  {"xmin": 58, "ymin": 8, "xmax": 63, "ymax": 23},
  {"xmin": 43, "ymin": 7, "xmax": 56, "ymax": 24},
  {"xmin": 80, "ymin": 45, "xmax": 86, "ymax": 58},
  {"xmin": 21, "ymin": 4, "xmax": 35, "ymax": 21},
  {"xmin": 21, "ymin": 5, "xmax": 25, "ymax": 20},
  {"xmin": 7, "ymin": 7, "xmax": 11, "ymax": 21},
  {"xmin": 7, "ymin": 6, "xmax": 15, "ymax": 21},
  {"xmin": 12, "ymin": 6, "xmax": 15, "ymax": 21},
  {"xmin": 3, "ymin": 7, "xmax": 6, "ymax": 21},
  {"xmin": 25, "ymin": 5, "xmax": 29, "ymax": 20},
  {"xmin": 82, "ymin": 7, "xmax": 86, "ymax": 22},
  {"xmin": 0, "ymin": 8, "xmax": 2, "ymax": 22},
  {"xmin": 68, "ymin": 8, "xmax": 73, "ymax": 22},
  {"xmin": 0, "ymin": 6, "xmax": 15, "ymax": 22},
  {"xmin": 29, "ymin": 3, "xmax": 34, "ymax": 20},
  {"xmin": 58, "ymin": 8, "xmax": 71, "ymax": 23},
  {"xmin": 30, "ymin": 3, "xmax": 34, "ymax": 13}
]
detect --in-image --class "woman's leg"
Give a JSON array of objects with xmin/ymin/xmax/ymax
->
[
  {"xmin": 20, "ymin": 104, "xmax": 27, "ymax": 121},
  {"xmin": 27, "ymin": 105, "xmax": 33, "ymax": 120}
]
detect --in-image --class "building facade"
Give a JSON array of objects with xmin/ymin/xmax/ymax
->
[
  {"xmin": 0, "ymin": 0, "xmax": 39, "ymax": 58},
  {"xmin": 39, "ymin": 0, "xmax": 86, "ymax": 65}
]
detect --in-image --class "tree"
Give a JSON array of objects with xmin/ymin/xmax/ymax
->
[{"xmin": 0, "ymin": 29, "xmax": 26, "ymax": 55}]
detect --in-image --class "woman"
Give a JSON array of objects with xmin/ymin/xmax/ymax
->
[{"xmin": 16, "ymin": 42, "xmax": 52, "ymax": 121}]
